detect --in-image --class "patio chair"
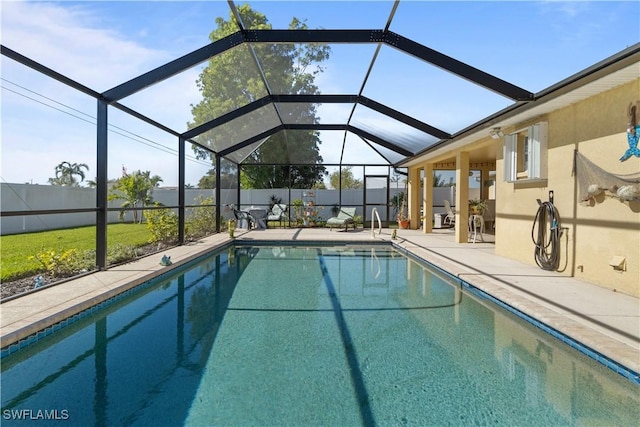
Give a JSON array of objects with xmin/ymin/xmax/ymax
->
[
  {"xmin": 326, "ymin": 207, "xmax": 357, "ymax": 231},
  {"xmin": 229, "ymin": 205, "xmax": 254, "ymax": 229},
  {"xmin": 267, "ymin": 203, "xmax": 287, "ymax": 228},
  {"xmin": 443, "ymin": 200, "xmax": 456, "ymax": 227}
]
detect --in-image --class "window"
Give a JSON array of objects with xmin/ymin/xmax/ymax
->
[{"xmin": 503, "ymin": 122, "xmax": 547, "ymax": 182}]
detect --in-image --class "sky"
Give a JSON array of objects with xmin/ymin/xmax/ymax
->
[{"xmin": 1, "ymin": 0, "xmax": 638, "ymax": 188}]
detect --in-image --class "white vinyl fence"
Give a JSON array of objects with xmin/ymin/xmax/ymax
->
[{"xmin": 1, "ymin": 183, "xmax": 473, "ymax": 235}]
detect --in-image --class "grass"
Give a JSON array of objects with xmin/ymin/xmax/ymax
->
[{"xmin": 1, "ymin": 223, "xmax": 152, "ymax": 282}]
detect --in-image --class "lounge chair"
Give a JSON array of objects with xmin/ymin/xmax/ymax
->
[
  {"xmin": 443, "ymin": 200, "xmax": 456, "ymax": 227},
  {"xmin": 326, "ymin": 207, "xmax": 357, "ymax": 231},
  {"xmin": 267, "ymin": 203, "xmax": 287, "ymax": 228}
]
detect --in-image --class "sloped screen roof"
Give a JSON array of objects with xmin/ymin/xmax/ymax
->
[
  {"xmin": 3, "ymin": 0, "xmax": 638, "ymax": 180},
  {"xmin": 95, "ymin": 1, "xmax": 532, "ymax": 168}
]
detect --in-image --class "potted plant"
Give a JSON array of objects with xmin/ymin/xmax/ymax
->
[
  {"xmin": 397, "ymin": 192, "xmax": 410, "ymax": 229},
  {"xmin": 468, "ymin": 198, "xmax": 487, "ymax": 215},
  {"xmin": 390, "ymin": 192, "xmax": 402, "ymax": 217},
  {"xmin": 269, "ymin": 194, "xmax": 282, "ymax": 211}
]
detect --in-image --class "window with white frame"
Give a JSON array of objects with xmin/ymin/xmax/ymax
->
[{"xmin": 503, "ymin": 122, "xmax": 548, "ymax": 182}]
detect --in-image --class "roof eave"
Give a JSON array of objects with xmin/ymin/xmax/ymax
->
[{"xmin": 399, "ymin": 42, "xmax": 640, "ymax": 168}]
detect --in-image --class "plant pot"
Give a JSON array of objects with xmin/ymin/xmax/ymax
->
[{"xmin": 398, "ymin": 220, "xmax": 410, "ymax": 229}]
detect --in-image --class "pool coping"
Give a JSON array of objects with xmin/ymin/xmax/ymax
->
[
  {"xmin": 390, "ymin": 237, "xmax": 640, "ymax": 384},
  {"xmin": 394, "ymin": 245, "xmax": 640, "ymax": 384},
  {"xmin": 1, "ymin": 228, "xmax": 638, "ymax": 384},
  {"xmin": 0, "ymin": 234, "xmax": 234, "ymax": 351}
]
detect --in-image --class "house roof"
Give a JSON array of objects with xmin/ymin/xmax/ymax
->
[{"xmin": 400, "ymin": 43, "xmax": 640, "ymax": 167}]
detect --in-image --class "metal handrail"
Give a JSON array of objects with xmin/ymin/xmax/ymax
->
[{"xmin": 370, "ymin": 207, "xmax": 382, "ymax": 238}]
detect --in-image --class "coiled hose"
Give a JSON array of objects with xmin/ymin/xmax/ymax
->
[{"xmin": 531, "ymin": 200, "xmax": 562, "ymax": 270}]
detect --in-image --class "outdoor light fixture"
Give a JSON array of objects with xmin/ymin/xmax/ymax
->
[{"xmin": 489, "ymin": 127, "xmax": 504, "ymax": 139}]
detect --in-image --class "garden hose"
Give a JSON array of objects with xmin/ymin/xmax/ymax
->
[{"xmin": 531, "ymin": 191, "xmax": 563, "ymax": 271}]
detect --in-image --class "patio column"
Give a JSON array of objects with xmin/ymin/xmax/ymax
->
[
  {"xmin": 422, "ymin": 163, "xmax": 434, "ymax": 233},
  {"xmin": 455, "ymin": 151, "xmax": 469, "ymax": 243},
  {"xmin": 408, "ymin": 167, "xmax": 421, "ymax": 229}
]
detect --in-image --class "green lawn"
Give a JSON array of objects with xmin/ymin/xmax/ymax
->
[{"xmin": 1, "ymin": 224, "xmax": 152, "ymax": 281}]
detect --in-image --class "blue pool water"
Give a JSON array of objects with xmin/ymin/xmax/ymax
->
[{"xmin": 1, "ymin": 244, "xmax": 638, "ymax": 426}]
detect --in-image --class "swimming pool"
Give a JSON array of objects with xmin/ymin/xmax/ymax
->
[{"xmin": 1, "ymin": 244, "xmax": 638, "ymax": 426}]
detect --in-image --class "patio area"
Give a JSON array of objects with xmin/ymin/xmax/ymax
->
[{"xmin": 1, "ymin": 227, "xmax": 637, "ymax": 380}]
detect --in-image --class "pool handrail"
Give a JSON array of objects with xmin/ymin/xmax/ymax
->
[{"xmin": 370, "ymin": 207, "xmax": 382, "ymax": 238}]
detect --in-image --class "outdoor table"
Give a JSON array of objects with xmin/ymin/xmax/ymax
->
[
  {"xmin": 249, "ymin": 208, "xmax": 268, "ymax": 229},
  {"xmin": 468, "ymin": 214, "xmax": 485, "ymax": 243}
]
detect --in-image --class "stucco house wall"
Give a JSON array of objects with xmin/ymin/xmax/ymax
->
[{"xmin": 495, "ymin": 79, "xmax": 640, "ymax": 296}]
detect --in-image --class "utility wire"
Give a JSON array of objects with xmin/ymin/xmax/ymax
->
[
  {"xmin": 0, "ymin": 80, "xmax": 220, "ymax": 240},
  {"xmin": 1, "ymin": 79, "xmax": 212, "ymax": 167},
  {"xmin": 0, "ymin": 175, "xmax": 61, "ymax": 235}
]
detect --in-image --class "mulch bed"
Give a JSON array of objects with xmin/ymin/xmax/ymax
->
[{"xmin": 1, "ymin": 242, "xmax": 174, "ymax": 301}]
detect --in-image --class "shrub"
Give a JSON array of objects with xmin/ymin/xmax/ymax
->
[
  {"xmin": 145, "ymin": 204, "xmax": 178, "ymax": 243},
  {"xmin": 186, "ymin": 196, "xmax": 216, "ymax": 239},
  {"xmin": 107, "ymin": 244, "xmax": 140, "ymax": 265},
  {"xmin": 291, "ymin": 199, "xmax": 304, "ymax": 225},
  {"xmin": 29, "ymin": 248, "xmax": 92, "ymax": 278}
]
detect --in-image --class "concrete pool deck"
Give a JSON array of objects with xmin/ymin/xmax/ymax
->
[{"xmin": 1, "ymin": 227, "xmax": 638, "ymax": 378}]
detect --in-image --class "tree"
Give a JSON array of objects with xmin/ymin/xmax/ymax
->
[
  {"xmin": 328, "ymin": 166, "xmax": 363, "ymax": 189},
  {"xmin": 433, "ymin": 172, "xmax": 447, "ymax": 187},
  {"xmin": 415, "ymin": 172, "xmax": 448, "ymax": 187},
  {"xmin": 198, "ymin": 174, "xmax": 215, "ymax": 188},
  {"xmin": 198, "ymin": 168, "xmax": 238, "ymax": 189},
  {"xmin": 86, "ymin": 177, "xmax": 116, "ymax": 188},
  {"xmin": 108, "ymin": 170, "xmax": 163, "ymax": 223},
  {"xmin": 188, "ymin": 5, "xmax": 330, "ymax": 189},
  {"xmin": 390, "ymin": 170, "xmax": 402, "ymax": 189},
  {"xmin": 48, "ymin": 161, "xmax": 89, "ymax": 186}
]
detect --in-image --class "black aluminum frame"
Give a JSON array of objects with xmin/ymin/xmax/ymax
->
[{"xmin": 1, "ymin": 0, "xmax": 539, "ymax": 270}]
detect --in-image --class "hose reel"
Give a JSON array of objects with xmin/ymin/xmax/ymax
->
[{"xmin": 531, "ymin": 191, "xmax": 563, "ymax": 271}]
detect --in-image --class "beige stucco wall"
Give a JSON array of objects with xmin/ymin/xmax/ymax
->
[{"xmin": 495, "ymin": 79, "xmax": 640, "ymax": 296}]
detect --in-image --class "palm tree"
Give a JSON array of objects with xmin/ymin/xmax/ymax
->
[
  {"xmin": 48, "ymin": 161, "xmax": 89, "ymax": 186},
  {"xmin": 390, "ymin": 170, "xmax": 402, "ymax": 189},
  {"xmin": 108, "ymin": 170, "xmax": 163, "ymax": 223},
  {"xmin": 433, "ymin": 172, "xmax": 447, "ymax": 187}
]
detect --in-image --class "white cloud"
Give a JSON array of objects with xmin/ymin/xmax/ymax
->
[
  {"xmin": 1, "ymin": 1, "xmax": 207, "ymax": 186},
  {"xmin": 1, "ymin": 1, "xmax": 169, "ymax": 90},
  {"xmin": 1, "ymin": 1, "xmax": 203, "ymax": 129}
]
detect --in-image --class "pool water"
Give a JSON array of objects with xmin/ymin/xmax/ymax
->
[{"xmin": 1, "ymin": 245, "xmax": 638, "ymax": 426}]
